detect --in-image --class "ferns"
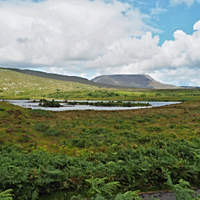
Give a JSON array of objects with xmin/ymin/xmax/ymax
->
[
  {"xmin": 114, "ymin": 191, "xmax": 141, "ymax": 200},
  {"xmin": 2, "ymin": 140, "xmax": 200, "ymax": 199},
  {"xmin": 86, "ymin": 178, "xmax": 120, "ymax": 197},
  {"xmin": 0, "ymin": 189, "xmax": 14, "ymax": 200},
  {"xmin": 71, "ymin": 175, "xmax": 200, "ymax": 200},
  {"xmin": 71, "ymin": 178, "xmax": 141, "ymax": 200},
  {"xmin": 165, "ymin": 170, "xmax": 200, "ymax": 200}
]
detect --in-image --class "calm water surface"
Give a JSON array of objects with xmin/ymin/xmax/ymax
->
[{"xmin": 2, "ymin": 100, "xmax": 181, "ymax": 111}]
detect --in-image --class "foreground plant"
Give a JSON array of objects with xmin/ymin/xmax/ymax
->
[
  {"xmin": 86, "ymin": 177, "xmax": 120, "ymax": 197},
  {"xmin": 0, "ymin": 189, "xmax": 14, "ymax": 200},
  {"xmin": 165, "ymin": 170, "xmax": 200, "ymax": 200},
  {"xmin": 71, "ymin": 174, "xmax": 200, "ymax": 200},
  {"xmin": 70, "ymin": 177, "xmax": 142, "ymax": 200}
]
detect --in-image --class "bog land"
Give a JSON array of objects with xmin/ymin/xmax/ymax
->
[{"xmin": 1, "ymin": 69, "xmax": 200, "ymax": 199}]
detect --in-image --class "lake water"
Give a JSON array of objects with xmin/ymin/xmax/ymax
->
[{"xmin": 1, "ymin": 100, "xmax": 181, "ymax": 111}]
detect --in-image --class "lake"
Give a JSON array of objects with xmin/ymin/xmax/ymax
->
[{"xmin": 1, "ymin": 100, "xmax": 181, "ymax": 111}]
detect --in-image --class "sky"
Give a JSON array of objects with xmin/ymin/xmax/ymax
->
[{"xmin": 0, "ymin": 0, "xmax": 200, "ymax": 86}]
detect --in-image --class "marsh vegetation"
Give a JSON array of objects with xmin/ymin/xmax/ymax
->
[
  {"xmin": 1, "ymin": 98, "xmax": 200, "ymax": 199},
  {"xmin": 1, "ymin": 69, "xmax": 200, "ymax": 199}
]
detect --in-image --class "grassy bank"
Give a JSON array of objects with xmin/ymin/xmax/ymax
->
[
  {"xmin": 1, "ymin": 99, "xmax": 200, "ymax": 199},
  {"xmin": 1, "ymin": 100, "xmax": 200, "ymax": 153}
]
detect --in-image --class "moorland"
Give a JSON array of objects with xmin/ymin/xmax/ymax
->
[{"xmin": 1, "ymin": 68, "xmax": 200, "ymax": 200}]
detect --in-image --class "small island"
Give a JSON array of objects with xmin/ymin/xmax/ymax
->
[
  {"xmin": 65, "ymin": 100, "xmax": 151, "ymax": 107},
  {"xmin": 38, "ymin": 99, "xmax": 61, "ymax": 107},
  {"xmin": 35, "ymin": 99, "xmax": 151, "ymax": 108}
]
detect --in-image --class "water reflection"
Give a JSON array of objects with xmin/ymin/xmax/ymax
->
[{"xmin": 1, "ymin": 100, "xmax": 181, "ymax": 111}]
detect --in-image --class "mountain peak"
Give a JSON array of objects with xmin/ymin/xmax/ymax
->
[{"xmin": 91, "ymin": 74, "xmax": 178, "ymax": 89}]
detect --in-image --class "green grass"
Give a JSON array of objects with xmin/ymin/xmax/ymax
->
[
  {"xmin": 1, "ymin": 99, "xmax": 200, "ymax": 154},
  {"xmin": 0, "ymin": 69, "xmax": 98, "ymax": 99},
  {"xmin": 45, "ymin": 88, "xmax": 200, "ymax": 101}
]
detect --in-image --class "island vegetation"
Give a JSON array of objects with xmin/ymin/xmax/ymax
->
[
  {"xmin": 65, "ymin": 100, "xmax": 151, "ymax": 107},
  {"xmin": 38, "ymin": 99, "xmax": 61, "ymax": 107},
  {"xmin": 34, "ymin": 99, "xmax": 151, "ymax": 108}
]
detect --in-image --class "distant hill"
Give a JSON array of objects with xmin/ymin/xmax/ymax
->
[
  {"xmin": 0, "ymin": 68, "xmax": 100, "ymax": 98},
  {"xmin": 91, "ymin": 74, "xmax": 179, "ymax": 89},
  {"xmin": 181, "ymin": 86, "xmax": 200, "ymax": 89},
  {"xmin": 3, "ymin": 68, "xmax": 134, "ymax": 89},
  {"xmin": 2, "ymin": 68, "xmax": 179, "ymax": 89}
]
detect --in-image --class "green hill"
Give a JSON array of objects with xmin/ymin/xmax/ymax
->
[
  {"xmin": 0, "ymin": 68, "xmax": 98, "ymax": 99},
  {"xmin": 4, "ymin": 68, "xmax": 134, "ymax": 89}
]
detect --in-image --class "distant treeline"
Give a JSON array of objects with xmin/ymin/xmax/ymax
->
[{"xmin": 46, "ymin": 90, "xmax": 121, "ymax": 99}]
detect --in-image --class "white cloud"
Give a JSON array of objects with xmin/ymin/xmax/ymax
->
[
  {"xmin": 150, "ymin": 1, "xmax": 168, "ymax": 15},
  {"xmin": 0, "ymin": 0, "xmax": 154, "ymax": 67},
  {"xmin": 149, "ymin": 68, "xmax": 200, "ymax": 86},
  {"xmin": 84, "ymin": 25, "xmax": 200, "ymax": 72},
  {"xmin": 1, "ymin": 0, "xmax": 200, "ymax": 86},
  {"xmin": 0, "ymin": 45, "xmax": 25, "ymax": 62},
  {"xmin": 82, "ymin": 19, "xmax": 200, "ymax": 86},
  {"xmin": 170, "ymin": 0, "xmax": 200, "ymax": 6},
  {"xmin": 194, "ymin": 20, "xmax": 200, "ymax": 30}
]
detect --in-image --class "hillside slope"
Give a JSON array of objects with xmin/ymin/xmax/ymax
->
[
  {"xmin": 3, "ymin": 68, "xmax": 134, "ymax": 89},
  {"xmin": 0, "ymin": 68, "xmax": 98, "ymax": 98},
  {"xmin": 91, "ymin": 74, "xmax": 179, "ymax": 89}
]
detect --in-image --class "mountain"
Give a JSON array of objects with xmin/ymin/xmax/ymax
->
[
  {"xmin": 3, "ymin": 68, "xmax": 179, "ymax": 89},
  {"xmin": 181, "ymin": 86, "xmax": 200, "ymax": 89},
  {"xmin": 2, "ymin": 68, "xmax": 134, "ymax": 89},
  {"xmin": 91, "ymin": 74, "xmax": 179, "ymax": 89}
]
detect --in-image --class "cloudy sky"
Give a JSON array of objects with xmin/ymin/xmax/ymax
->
[{"xmin": 0, "ymin": 0, "xmax": 200, "ymax": 86}]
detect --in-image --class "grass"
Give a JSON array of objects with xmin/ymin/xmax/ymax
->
[
  {"xmin": 0, "ymin": 69, "xmax": 98, "ymax": 99},
  {"xmin": 1, "ymin": 68, "xmax": 200, "ymax": 101},
  {"xmin": 1, "ymin": 99, "xmax": 200, "ymax": 154}
]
